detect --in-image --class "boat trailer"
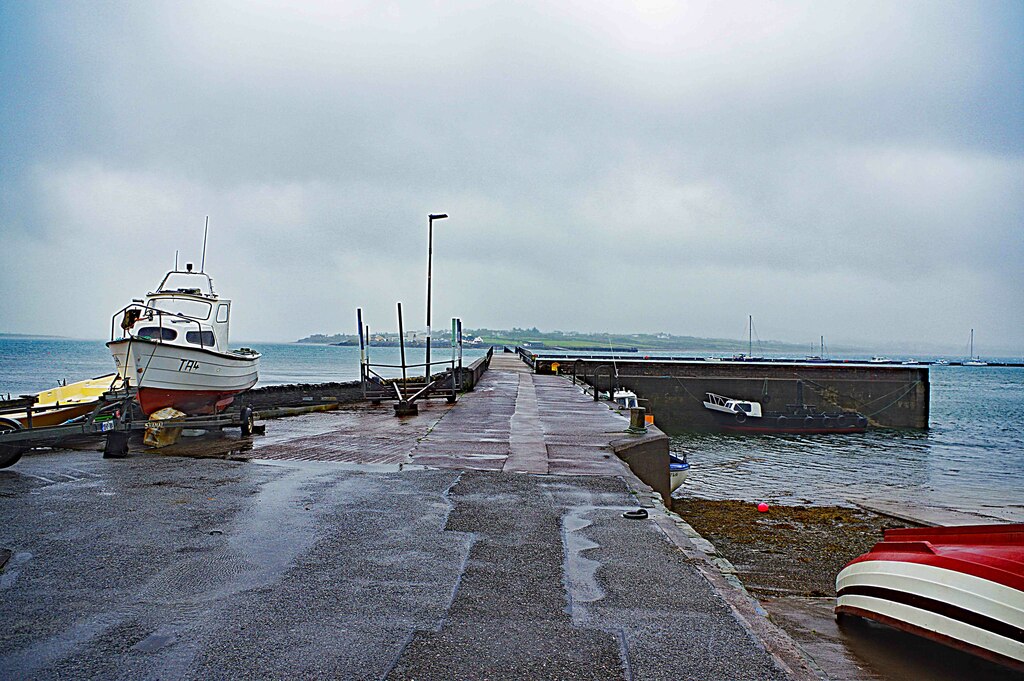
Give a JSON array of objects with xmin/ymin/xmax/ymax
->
[
  {"xmin": 358, "ymin": 305, "xmax": 465, "ymax": 416},
  {"xmin": 0, "ymin": 388, "xmax": 257, "ymax": 469}
]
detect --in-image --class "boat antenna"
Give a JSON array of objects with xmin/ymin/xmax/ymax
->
[
  {"xmin": 201, "ymin": 216, "xmax": 209, "ymax": 273},
  {"xmin": 748, "ymin": 315, "xmax": 752, "ymax": 358},
  {"xmin": 175, "ymin": 250, "xmax": 179, "ymax": 270}
]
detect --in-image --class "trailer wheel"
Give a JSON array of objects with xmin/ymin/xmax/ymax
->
[
  {"xmin": 0, "ymin": 418, "xmax": 27, "ymax": 469},
  {"xmin": 240, "ymin": 406, "xmax": 255, "ymax": 437}
]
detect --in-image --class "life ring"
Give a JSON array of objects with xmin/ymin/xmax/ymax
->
[
  {"xmin": 734, "ymin": 410, "xmax": 747, "ymax": 424},
  {"xmin": 836, "ymin": 415, "xmax": 848, "ymax": 428}
]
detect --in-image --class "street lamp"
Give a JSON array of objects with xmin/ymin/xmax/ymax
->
[{"xmin": 425, "ymin": 213, "xmax": 448, "ymax": 380}]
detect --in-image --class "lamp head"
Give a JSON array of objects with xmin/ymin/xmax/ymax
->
[{"xmin": 429, "ymin": 213, "xmax": 448, "ymax": 220}]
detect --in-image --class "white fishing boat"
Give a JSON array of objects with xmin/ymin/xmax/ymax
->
[
  {"xmin": 703, "ymin": 392, "xmax": 762, "ymax": 418},
  {"xmin": 107, "ymin": 264, "xmax": 260, "ymax": 416},
  {"xmin": 612, "ymin": 389, "xmax": 639, "ymax": 409},
  {"xmin": 702, "ymin": 390, "xmax": 868, "ymax": 434}
]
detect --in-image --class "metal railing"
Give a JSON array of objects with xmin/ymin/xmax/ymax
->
[{"xmin": 110, "ymin": 303, "xmax": 211, "ymax": 349}]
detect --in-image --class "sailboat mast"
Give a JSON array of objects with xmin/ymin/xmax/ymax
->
[
  {"xmin": 748, "ymin": 315, "xmax": 752, "ymax": 357},
  {"xmin": 970, "ymin": 328, "xmax": 974, "ymax": 359}
]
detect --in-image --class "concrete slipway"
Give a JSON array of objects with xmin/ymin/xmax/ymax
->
[{"xmin": 0, "ymin": 354, "xmax": 814, "ymax": 680}]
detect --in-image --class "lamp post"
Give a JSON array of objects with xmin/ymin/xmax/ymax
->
[{"xmin": 425, "ymin": 213, "xmax": 448, "ymax": 381}]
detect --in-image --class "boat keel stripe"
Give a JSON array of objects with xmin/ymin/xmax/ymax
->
[
  {"xmin": 837, "ymin": 585, "xmax": 1024, "ymax": 644},
  {"xmin": 837, "ymin": 604, "xmax": 1024, "ymax": 672}
]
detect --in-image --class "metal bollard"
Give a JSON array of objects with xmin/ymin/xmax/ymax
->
[{"xmin": 628, "ymin": 407, "xmax": 647, "ymax": 433}]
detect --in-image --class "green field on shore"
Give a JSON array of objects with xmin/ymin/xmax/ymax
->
[{"xmin": 297, "ymin": 328, "xmax": 828, "ymax": 355}]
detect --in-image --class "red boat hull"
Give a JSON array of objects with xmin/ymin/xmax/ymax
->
[
  {"xmin": 719, "ymin": 424, "xmax": 866, "ymax": 435},
  {"xmin": 137, "ymin": 387, "xmax": 242, "ymax": 416},
  {"xmin": 837, "ymin": 524, "xmax": 1024, "ymax": 671}
]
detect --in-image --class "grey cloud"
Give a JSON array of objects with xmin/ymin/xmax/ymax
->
[{"xmin": 1, "ymin": 0, "xmax": 1021, "ymax": 351}]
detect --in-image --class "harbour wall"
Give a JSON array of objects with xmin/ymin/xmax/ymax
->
[
  {"xmin": 239, "ymin": 349, "xmax": 494, "ymax": 411},
  {"xmin": 524, "ymin": 353, "xmax": 929, "ymax": 432}
]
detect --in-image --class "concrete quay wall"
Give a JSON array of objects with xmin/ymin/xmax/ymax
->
[{"xmin": 532, "ymin": 357, "xmax": 929, "ymax": 432}]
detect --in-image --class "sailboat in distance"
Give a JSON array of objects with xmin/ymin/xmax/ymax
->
[{"xmin": 964, "ymin": 329, "xmax": 988, "ymax": 366}]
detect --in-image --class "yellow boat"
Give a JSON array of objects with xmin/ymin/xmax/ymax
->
[{"xmin": 5, "ymin": 374, "xmax": 123, "ymax": 428}]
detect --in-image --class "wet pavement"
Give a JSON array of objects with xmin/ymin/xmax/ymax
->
[
  {"xmin": 763, "ymin": 597, "xmax": 1024, "ymax": 681},
  {"xmin": 0, "ymin": 355, "xmax": 799, "ymax": 679}
]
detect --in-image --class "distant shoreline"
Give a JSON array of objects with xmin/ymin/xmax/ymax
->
[{"xmin": 0, "ymin": 333, "xmax": 73, "ymax": 340}]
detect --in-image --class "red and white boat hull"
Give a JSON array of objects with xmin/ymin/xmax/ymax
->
[
  {"xmin": 108, "ymin": 338, "xmax": 259, "ymax": 416},
  {"xmin": 836, "ymin": 524, "xmax": 1024, "ymax": 670}
]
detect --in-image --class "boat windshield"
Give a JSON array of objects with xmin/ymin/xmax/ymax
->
[
  {"xmin": 150, "ymin": 296, "xmax": 212, "ymax": 320},
  {"xmin": 156, "ymin": 271, "xmax": 215, "ymax": 296}
]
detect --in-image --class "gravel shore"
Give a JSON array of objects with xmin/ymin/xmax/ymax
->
[{"xmin": 671, "ymin": 497, "xmax": 911, "ymax": 597}]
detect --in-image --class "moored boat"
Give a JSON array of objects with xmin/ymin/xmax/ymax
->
[
  {"xmin": 702, "ymin": 391, "xmax": 867, "ymax": 434},
  {"xmin": 106, "ymin": 264, "xmax": 260, "ymax": 416},
  {"xmin": 612, "ymin": 389, "xmax": 639, "ymax": 409},
  {"xmin": 836, "ymin": 523, "xmax": 1024, "ymax": 671},
  {"xmin": 964, "ymin": 328, "xmax": 988, "ymax": 366},
  {"xmin": 669, "ymin": 453, "xmax": 689, "ymax": 492}
]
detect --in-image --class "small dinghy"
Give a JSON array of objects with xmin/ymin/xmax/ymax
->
[
  {"xmin": 2, "ymin": 374, "xmax": 122, "ymax": 428},
  {"xmin": 836, "ymin": 523, "xmax": 1024, "ymax": 671},
  {"xmin": 669, "ymin": 453, "xmax": 689, "ymax": 493}
]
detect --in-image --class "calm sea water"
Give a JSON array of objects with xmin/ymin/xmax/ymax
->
[
  {"xmin": 670, "ymin": 365, "xmax": 1024, "ymax": 518},
  {"xmin": 3, "ymin": 337, "xmax": 1021, "ymax": 516},
  {"xmin": 0, "ymin": 337, "xmax": 489, "ymax": 397}
]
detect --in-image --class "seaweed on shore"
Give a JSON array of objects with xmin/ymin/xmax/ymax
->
[{"xmin": 672, "ymin": 498, "xmax": 914, "ymax": 598}]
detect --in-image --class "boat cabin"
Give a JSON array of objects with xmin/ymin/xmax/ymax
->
[
  {"xmin": 612, "ymin": 389, "xmax": 639, "ymax": 409},
  {"xmin": 114, "ymin": 266, "xmax": 232, "ymax": 353},
  {"xmin": 702, "ymin": 392, "xmax": 763, "ymax": 418}
]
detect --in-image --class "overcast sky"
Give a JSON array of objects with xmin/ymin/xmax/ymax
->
[{"xmin": 2, "ymin": 1, "xmax": 1022, "ymax": 354}]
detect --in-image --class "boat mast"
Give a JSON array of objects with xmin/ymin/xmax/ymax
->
[
  {"xmin": 200, "ymin": 216, "xmax": 210, "ymax": 273},
  {"xmin": 748, "ymin": 315, "xmax": 752, "ymax": 357},
  {"xmin": 970, "ymin": 328, "xmax": 974, "ymax": 360}
]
